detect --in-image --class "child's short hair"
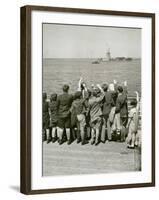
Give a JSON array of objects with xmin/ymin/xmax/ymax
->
[
  {"xmin": 117, "ymin": 85, "xmax": 123, "ymax": 93},
  {"xmin": 130, "ymin": 98, "xmax": 137, "ymax": 106},
  {"xmin": 102, "ymin": 83, "xmax": 108, "ymax": 92},
  {"xmin": 74, "ymin": 91, "xmax": 82, "ymax": 99},
  {"xmin": 50, "ymin": 93, "xmax": 57, "ymax": 101},
  {"xmin": 63, "ymin": 84, "xmax": 69, "ymax": 92}
]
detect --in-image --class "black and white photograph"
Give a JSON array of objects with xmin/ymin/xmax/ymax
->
[
  {"xmin": 20, "ymin": 6, "xmax": 155, "ymax": 194},
  {"xmin": 42, "ymin": 23, "xmax": 142, "ymax": 176}
]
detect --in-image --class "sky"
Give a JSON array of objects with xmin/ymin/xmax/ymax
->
[{"xmin": 43, "ymin": 23, "xmax": 141, "ymax": 58}]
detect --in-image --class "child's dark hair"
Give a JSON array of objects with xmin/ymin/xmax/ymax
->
[
  {"xmin": 63, "ymin": 84, "xmax": 69, "ymax": 92},
  {"xmin": 117, "ymin": 85, "xmax": 123, "ymax": 93},
  {"xmin": 50, "ymin": 93, "xmax": 57, "ymax": 101},
  {"xmin": 102, "ymin": 83, "xmax": 108, "ymax": 92},
  {"xmin": 43, "ymin": 93, "xmax": 47, "ymax": 101},
  {"xmin": 130, "ymin": 98, "xmax": 137, "ymax": 106},
  {"xmin": 92, "ymin": 88, "xmax": 100, "ymax": 97}
]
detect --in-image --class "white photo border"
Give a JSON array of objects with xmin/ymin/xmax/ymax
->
[{"xmin": 30, "ymin": 9, "xmax": 153, "ymax": 191}]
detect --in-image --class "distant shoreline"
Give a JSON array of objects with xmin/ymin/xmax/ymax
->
[{"xmin": 43, "ymin": 58, "xmax": 141, "ymax": 60}]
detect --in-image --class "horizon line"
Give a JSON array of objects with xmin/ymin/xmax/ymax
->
[{"xmin": 43, "ymin": 57, "xmax": 141, "ymax": 59}]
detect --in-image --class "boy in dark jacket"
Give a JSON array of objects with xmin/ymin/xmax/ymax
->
[
  {"xmin": 43, "ymin": 93, "xmax": 50, "ymax": 143},
  {"xmin": 101, "ymin": 83, "xmax": 114, "ymax": 142},
  {"xmin": 57, "ymin": 84, "xmax": 73, "ymax": 145},
  {"xmin": 115, "ymin": 85, "xmax": 128, "ymax": 135}
]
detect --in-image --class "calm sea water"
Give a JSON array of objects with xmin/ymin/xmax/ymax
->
[{"xmin": 43, "ymin": 58, "xmax": 141, "ymax": 97}]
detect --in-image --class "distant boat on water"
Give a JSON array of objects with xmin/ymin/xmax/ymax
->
[{"xmin": 92, "ymin": 60, "xmax": 100, "ymax": 64}]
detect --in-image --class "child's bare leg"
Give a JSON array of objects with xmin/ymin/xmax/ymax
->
[
  {"xmin": 52, "ymin": 127, "xmax": 56, "ymax": 137},
  {"xmin": 95, "ymin": 128, "xmax": 100, "ymax": 145},
  {"xmin": 130, "ymin": 133, "xmax": 135, "ymax": 147},
  {"xmin": 46, "ymin": 129, "xmax": 51, "ymax": 144},
  {"xmin": 135, "ymin": 132, "xmax": 139, "ymax": 146},
  {"xmin": 107, "ymin": 119, "xmax": 112, "ymax": 141},
  {"xmin": 91, "ymin": 129, "xmax": 95, "ymax": 145},
  {"xmin": 116, "ymin": 113, "xmax": 121, "ymax": 135},
  {"xmin": 80, "ymin": 126, "xmax": 85, "ymax": 144},
  {"xmin": 72, "ymin": 128, "xmax": 77, "ymax": 141},
  {"xmin": 86, "ymin": 127, "xmax": 91, "ymax": 139},
  {"xmin": 42, "ymin": 129, "xmax": 46, "ymax": 142},
  {"xmin": 66, "ymin": 128, "xmax": 71, "ymax": 145},
  {"xmin": 52, "ymin": 127, "xmax": 57, "ymax": 142},
  {"xmin": 76, "ymin": 122, "xmax": 81, "ymax": 143},
  {"xmin": 101, "ymin": 118, "xmax": 106, "ymax": 143},
  {"xmin": 126, "ymin": 131, "xmax": 132, "ymax": 146},
  {"xmin": 57, "ymin": 127, "xmax": 63, "ymax": 144}
]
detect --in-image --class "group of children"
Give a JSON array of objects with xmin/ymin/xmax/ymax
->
[{"xmin": 43, "ymin": 78, "xmax": 140, "ymax": 149}]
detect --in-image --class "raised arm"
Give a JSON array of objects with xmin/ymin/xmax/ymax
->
[
  {"xmin": 96, "ymin": 84, "xmax": 105, "ymax": 94},
  {"xmin": 95, "ymin": 84, "xmax": 105, "ymax": 102},
  {"xmin": 123, "ymin": 80, "xmax": 128, "ymax": 94},
  {"xmin": 135, "ymin": 91, "xmax": 140, "ymax": 111},
  {"xmin": 77, "ymin": 77, "xmax": 83, "ymax": 91},
  {"xmin": 113, "ymin": 80, "xmax": 118, "ymax": 91}
]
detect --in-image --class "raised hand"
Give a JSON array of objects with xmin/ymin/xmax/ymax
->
[
  {"xmin": 113, "ymin": 79, "xmax": 117, "ymax": 84},
  {"xmin": 96, "ymin": 83, "xmax": 101, "ymax": 88},
  {"xmin": 135, "ymin": 91, "xmax": 139, "ymax": 99},
  {"xmin": 97, "ymin": 84, "xmax": 104, "ymax": 94},
  {"xmin": 124, "ymin": 81, "xmax": 127, "ymax": 86},
  {"xmin": 91, "ymin": 84, "xmax": 95, "ymax": 89}
]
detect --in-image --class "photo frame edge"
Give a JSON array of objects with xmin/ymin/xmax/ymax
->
[{"xmin": 20, "ymin": 5, "xmax": 156, "ymax": 195}]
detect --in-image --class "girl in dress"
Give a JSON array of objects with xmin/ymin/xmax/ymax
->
[{"xmin": 126, "ymin": 91, "xmax": 140, "ymax": 149}]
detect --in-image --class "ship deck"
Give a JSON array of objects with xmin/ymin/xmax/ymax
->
[
  {"xmin": 43, "ymin": 96, "xmax": 141, "ymax": 176},
  {"xmin": 42, "ymin": 131, "xmax": 141, "ymax": 177}
]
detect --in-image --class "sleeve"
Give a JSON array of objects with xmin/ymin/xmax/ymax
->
[
  {"xmin": 96, "ymin": 93, "xmax": 105, "ymax": 103},
  {"xmin": 70, "ymin": 102, "xmax": 74, "ymax": 113},
  {"xmin": 115, "ymin": 98, "xmax": 121, "ymax": 113}
]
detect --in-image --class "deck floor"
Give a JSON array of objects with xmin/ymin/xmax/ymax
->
[{"xmin": 43, "ymin": 136, "xmax": 141, "ymax": 176}]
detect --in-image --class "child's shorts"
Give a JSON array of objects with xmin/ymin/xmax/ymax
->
[{"xmin": 57, "ymin": 117, "xmax": 71, "ymax": 129}]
